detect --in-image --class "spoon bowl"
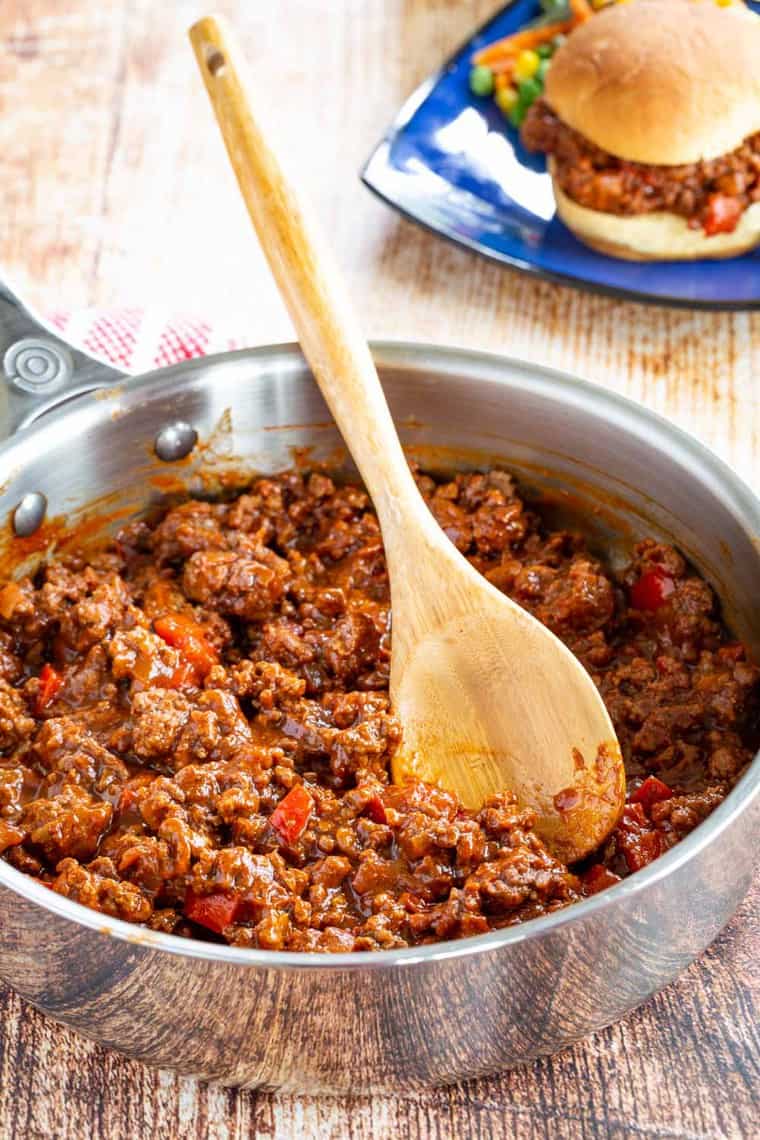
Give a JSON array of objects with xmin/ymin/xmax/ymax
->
[{"xmin": 389, "ymin": 534, "xmax": 623, "ymax": 862}]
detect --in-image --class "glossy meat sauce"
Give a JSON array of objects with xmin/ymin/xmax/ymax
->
[
  {"xmin": 0, "ymin": 469, "xmax": 757, "ymax": 951},
  {"xmin": 522, "ymin": 99, "xmax": 760, "ymax": 236}
]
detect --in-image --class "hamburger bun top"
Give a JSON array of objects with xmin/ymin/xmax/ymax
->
[{"xmin": 545, "ymin": 0, "xmax": 760, "ymax": 165}]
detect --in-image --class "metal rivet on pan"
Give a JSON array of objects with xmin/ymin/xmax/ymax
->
[
  {"xmin": 154, "ymin": 422, "xmax": 198, "ymax": 462},
  {"xmin": 3, "ymin": 338, "xmax": 73, "ymax": 394},
  {"xmin": 12, "ymin": 492, "xmax": 48, "ymax": 538}
]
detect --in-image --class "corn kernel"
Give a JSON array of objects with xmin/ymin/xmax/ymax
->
[
  {"xmin": 514, "ymin": 49, "xmax": 541, "ymax": 82},
  {"xmin": 495, "ymin": 85, "xmax": 519, "ymax": 116}
]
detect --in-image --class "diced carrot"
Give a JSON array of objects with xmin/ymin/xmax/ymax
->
[
  {"xmin": 473, "ymin": 18, "xmax": 575, "ymax": 66},
  {"xmin": 569, "ymin": 0, "xmax": 593, "ymax": 22},
  {"xmin": 489, "ymin": 57, "xmax": 519, "ymax": 78}
]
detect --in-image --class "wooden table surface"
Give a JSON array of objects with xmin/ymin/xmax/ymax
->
[{"xmin": 0, "ymin": 2, "xmax": 758, "ymax": 1137}]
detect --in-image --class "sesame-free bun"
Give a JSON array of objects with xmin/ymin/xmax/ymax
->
[
  {"xmin": 550, "ymin": 166, "xmax": 760, "ymax": 260},
  {"xmin": 545, "ymin": 0, "xmax": 760, "ymax": 165}
]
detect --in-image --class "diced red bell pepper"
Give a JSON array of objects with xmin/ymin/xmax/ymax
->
[
  {"xmin": 364, "ymin": 795, "xmax": 387, "ymax": 825},
  {"xmin": 581, "ymin": 865, "xmax": 622, "ymax": 896},
  {"xmin": 167, "ymin": 659, "xmax": 197, "ymax": 690},
  {"xmin": 118, "ymin": 786, "xmax": 138, "ymax": 814},
  {"xmin": 184, "ymin": 888, "xmax": 240, "ymax": 934},
  {"xmin": 703, "ymin": 193, "xmax": 742, "ymax": 237},
  {"xmin": 270, "ymin": 784, "xmax": 313, "ymax": 845},
  {"xmin": 36, "ymin": 663, "xmax": 63, "ymax": 714},
  {"xmin": 630, "ymin": 567, "xmax": 676, "ymax": 612},
  {"xmin": 630, "ymin": 775, "xmax": 674, "ymax": 813},
  {"xmin": 118, "ymin": 776, "xmax": 153, "ymax": 814},
  {"xmin": 626, "ymin": 828, "xmax": 662, "ymax": 872},
  {"xmin": 154, "ymin": 613, "xmax": 218, "ymax": 679},
  {"xmin": 616, "ymin": 803, "xmax": 663, "ymax": 872},
  {"xmin": 717, "ymin": 643, "xmax": 745, "ymax": 664}
]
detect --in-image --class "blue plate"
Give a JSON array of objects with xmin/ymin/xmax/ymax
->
[{"xmin": 361, "ymin": 0, "xmax": 760, "ymax": 309}]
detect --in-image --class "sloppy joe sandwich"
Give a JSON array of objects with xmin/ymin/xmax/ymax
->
[{"xmin": 521, "ymin": 0, "xmax": 760, "ymax": 260}]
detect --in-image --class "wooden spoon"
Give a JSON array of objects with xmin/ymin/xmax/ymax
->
[{"xmin": 189, "ymin": 16, "xmax": 625, "ymax": 862}]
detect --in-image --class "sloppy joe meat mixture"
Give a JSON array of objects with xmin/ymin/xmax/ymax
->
[
  {"xmin": 522, "ymin": 98, "xmax": 760, "ymax": 236},
  {"xmin": 0, "ymin": 467, "xmax": 756, "ymax": 951}
]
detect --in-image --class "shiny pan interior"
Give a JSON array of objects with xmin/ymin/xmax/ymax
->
[{"xmin": 0, "ymin": 341, "xmax": 757, "ymax": 1091}]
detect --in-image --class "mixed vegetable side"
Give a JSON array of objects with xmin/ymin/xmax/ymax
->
[{"xmin": 469, "ymin": 0, "xmax": 593, "ymax": 127}]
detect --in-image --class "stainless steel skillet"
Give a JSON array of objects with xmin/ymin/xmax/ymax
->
[{"xmin": 0, "ymin": 276, "xmax": 757, "ymax": 1092}]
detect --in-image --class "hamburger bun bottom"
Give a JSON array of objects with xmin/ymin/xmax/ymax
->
[{"xmin": 551, "ymin": 175, "xmax": 760, "ymax": 262}]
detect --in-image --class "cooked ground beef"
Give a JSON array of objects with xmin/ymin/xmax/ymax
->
[
  {"xmin": 522, "ymin": 98, "xmax": 760, "ymax": 235},
  {"xmin": 0, "ymin": 468, "xmax": 757, "ymax": 951}
]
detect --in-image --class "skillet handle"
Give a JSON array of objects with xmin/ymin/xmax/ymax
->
[{"xmin": 0, "ymin": 275, "xmax": 126, "ymax": 437}]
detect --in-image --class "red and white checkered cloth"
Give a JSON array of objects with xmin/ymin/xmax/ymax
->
[{"xmin": 46, "ymin": 310, "xmax": 248, "ymax": 372}]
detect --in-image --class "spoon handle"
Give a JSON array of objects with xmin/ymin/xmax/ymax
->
[{"xmin": 189, "ymin": 16, "xmax": 428, "ymax": 535}]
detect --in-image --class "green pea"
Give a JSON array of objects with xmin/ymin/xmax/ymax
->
[
  {"xmin": 469, "ymin": 65, "xmax": 495, "ymax": 97},
  {"xmin": 517, "ymin": 76, "xmax": 542, "ymax": 104},
  {"xmin": 536, "ymin": 43, "xmax": 553, "ymax": 59},
  {"xmin": 551, "ymin": 33, "xmax": 567, "ymax": 51},
  {"xmin": 541, "ymin": 0, "xmax": 568, "ymax": 18},
  {"xmin": 537, "ymin": 58, "xmax": 551, "ymax": 82},
  {"xmin": 508, "ymin": 103, "xmax": 527, "ymax": 128}
]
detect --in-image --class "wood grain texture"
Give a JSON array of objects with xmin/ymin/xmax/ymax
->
[{"xmin": 0, "ymin": 1, "xmax": 758, "ymax": 1136}]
